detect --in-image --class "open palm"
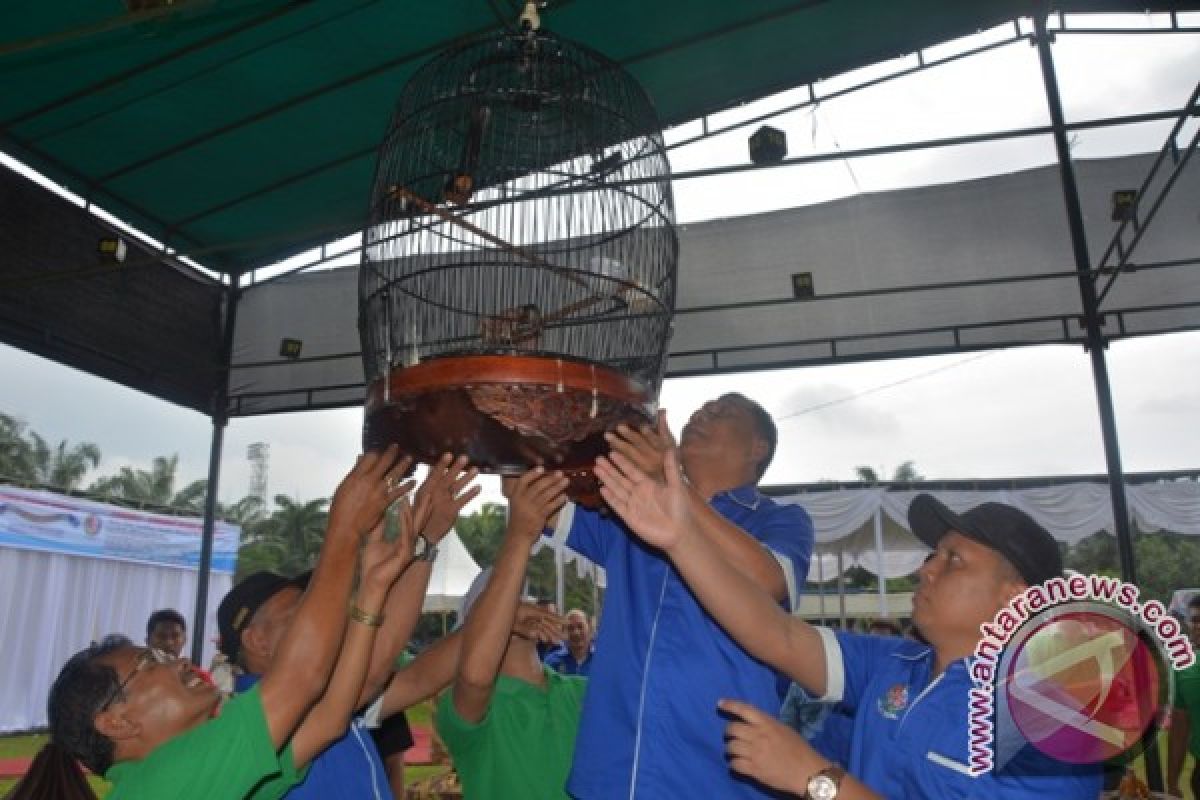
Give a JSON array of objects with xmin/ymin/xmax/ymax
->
[{"xmin": 595, "ymin": 447, "xmax": 692, "ymax": 551}]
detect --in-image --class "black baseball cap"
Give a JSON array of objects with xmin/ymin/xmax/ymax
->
[
  {"xmin": 217, "ymin": 571, "xmax": 309, "ymax": 662},
  {"xmin": 908, "ymin": 493, "xmax": 1062, "ymax": 587}
]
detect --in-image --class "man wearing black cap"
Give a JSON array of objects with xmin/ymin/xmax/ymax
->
[
  {"xmin": 593, "ymin": 438, "xmax": 1102, "ymax": 800},
  {"xmin": 217, "ymin": 453, "xmax": 480, "ymax": 800}
]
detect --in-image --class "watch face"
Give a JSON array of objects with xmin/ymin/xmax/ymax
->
[
  {"xmin": 413, "ymin": 534, "xmax": 429, "ymax": 558},
  {"xmin": 808, "ymin": 775, "xmax": 838, "ymax": 800}
]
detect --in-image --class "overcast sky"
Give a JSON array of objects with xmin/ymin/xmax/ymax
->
[{"xmin": 2, "ymin": 14, "xmax": 1198, "ymax": 509}]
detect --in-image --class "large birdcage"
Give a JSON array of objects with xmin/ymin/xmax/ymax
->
[{"xmin": 359, "ymin": 21, "xmax": 677, "ymax": 501}]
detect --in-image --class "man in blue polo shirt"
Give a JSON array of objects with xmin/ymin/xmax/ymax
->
[
  {"xmin": 543, "ymin": 610, "xmax": 595, "ymax": 677},
  {"xmin": 550, "ymin": 394, "xmax": 813, "ymax": 799},
  {"xmin": 595, "ymin": 444, "xmax": 1103, "ymax": 800}
]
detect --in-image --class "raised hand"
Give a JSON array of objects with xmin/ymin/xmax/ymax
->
[
  {"xmin": 719, "ymin": 699, "xmax": 822, "ymax": 796},
  {"xmin": 513, "ymin": 603, "xmax": 566, "ymax": 645},
  {"xmin": 604, "ymin": 409, "xmax": 674, "ymax": 484},
  {"xmin": 413, "ymin": 453, "xmax": 481, "ymax": 545},
  {"xmin": 595, "ymin": 442, "xmax": 693, "ymax": 552},
  {"xmin": 503, "ymin": 468, "xmax": 569, "ymax": 543},
  {"xmin": 327, "ymin": 446, "xmax": 415, "ymax": 543},
  {"xmin": 359, "ymin": 498, "xmax": 418, "ymax": 595}
]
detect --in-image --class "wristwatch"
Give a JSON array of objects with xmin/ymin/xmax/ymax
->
[
  {"xmin": 805, "ymin": 764, "xmax": 845, "ymax": 800},
  {"xmin": 413, "ymin": 533, "xmax": 439, "ymax": 562}
]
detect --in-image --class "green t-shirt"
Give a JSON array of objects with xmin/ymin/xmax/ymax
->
[
  {"xmin": 437, "ymin": 667, "xmax": 586, "ymax": 800},
  {"xmin": 105, "ymin": 685, "xmax": 304, "ymax": 800},
  {"xmin": 1174, "ymin": 661, "xmax": 1200, "ymax": 757}
]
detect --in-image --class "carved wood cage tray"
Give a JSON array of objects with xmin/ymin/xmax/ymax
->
[{"xmin": 359, "ymin": 25, "xmax": 678, "ymax": 501}]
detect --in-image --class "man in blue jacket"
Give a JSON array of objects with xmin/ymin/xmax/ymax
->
[{"xmin": 550, "ymin": 394, "xmax": 813, "ymax": 799}]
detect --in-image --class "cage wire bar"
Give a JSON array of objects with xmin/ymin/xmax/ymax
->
[
  {"xmin": 354, "ymin": 24, "xmax": 678, "ymax": 496},
  {"xmin": 359, "ymin": 28, "xmax": 676, "ymax": 388}
]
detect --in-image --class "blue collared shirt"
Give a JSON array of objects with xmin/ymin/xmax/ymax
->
[
  {"xmin": 544, "ymin": 643, "xmax": 595, "ymax": 677},
  {"xmin": 822, "ymin": 631, "xmax": 1102, "ymax": 798},
  {"xmin": 562, "ymin": 486, "xmax": 813, "ymax": 799},
  {"xmin": 234, "ymin": 673, "xmax": 392, "ymax": 800}
]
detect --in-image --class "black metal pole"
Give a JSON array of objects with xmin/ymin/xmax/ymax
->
[
  {"xmin": 1033, "ymin": 10, "xmax": 1160, "ymax": 791},
  {"xmin": 190, "ymin": 274, "xmax": 240, "ymax": 666},
  {"xmin": 1032, "ymin": 10, "xmax": 1136, "ymax": 584}
]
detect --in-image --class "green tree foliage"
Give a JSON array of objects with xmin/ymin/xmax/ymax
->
[
  {"xmin": 0, "ymin": 413, "xmax": 102, "ymax": 490},
  {"xmin": 448, "ymin": 501, "xmax": 599, "ymax": 615},
  {"xmin": 854, "ymin": 461, "xmax": 924, "ymax": 484},
  {"xmin": 90, "ymin": 454, "xmax": 183, "ymax": 506},
  {"xmin": 234, "ymin": 494, "xmax": 330, "ymax": 580},
  {"xmin": 1065, "ymin": 529, "xmax": 1200, "ymax": 606}
]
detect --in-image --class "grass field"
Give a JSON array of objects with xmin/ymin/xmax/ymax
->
[{"xmin": 0, "ymin": 701, "xmax": 441, "ymax": 798}]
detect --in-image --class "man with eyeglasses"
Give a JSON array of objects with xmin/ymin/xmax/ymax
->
[
  {"xmin": 24, "ymin": 447, "xmax": 415, "ymax": 800},
  {"xmin": 1168, "ymin": 594, "xmax": 1200, "ymax": 798},
  {"xmin": 545, "ymin": 395, "xmax": 814, "ymax": 800}
]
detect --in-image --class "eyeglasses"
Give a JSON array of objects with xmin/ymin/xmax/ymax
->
[{"xmin": 98, "ymin": 648, "xmax": 174, "ymax": 711}]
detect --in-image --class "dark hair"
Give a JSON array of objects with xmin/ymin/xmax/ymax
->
[
  {"xmin": 46, "ymin": 635, "xmax": 132, "ymax": 777},
  {"xmin": 1188, "ymin": 594, "xmax": 1200, "ymax": 611},
  {"xmin": 146, "ymin": 609, "xmax": 186, "ymax": 637},
  {"xmin": 2, "ymin": 740, "xmax": 98, "ymax": 800},
  {"xmin": 720, "ymin": 393, "xmax": 778, "ymax": 481}
]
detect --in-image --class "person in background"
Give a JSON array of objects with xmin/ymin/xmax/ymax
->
[
  {"xmin": 594, "ymin": 437, "xmax": 1101, "ymax": 799},
  {"xmin": 436, "ymin": 468, "xmax": 585, "ymax": 800},
  {"xmin": 145, "ymin": 609, "xmax": 187, "ymax": 659},
  {"xmin": 145, "ymin": 608, "xmax": 216, "ymax": 688},
  {"xmin": 7, "ymin": 447, "xmax": 412, "ymax": 800},
  {"xmin": 543, "ymin": 609, "xmax": 595, "ymax": 677},
  {"xmin": 1167, "ymin": 594, "xmax": 1200, "ymax": 798}
]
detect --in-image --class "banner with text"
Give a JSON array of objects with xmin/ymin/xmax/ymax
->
[{"xmin": 0, "ymin": 486, "xmax": 239, "ymax": 573}]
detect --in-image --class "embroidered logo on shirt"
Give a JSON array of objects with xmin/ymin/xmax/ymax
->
[{"xmin": 877, "ymin": 683, "xmax": 909, "ymax": 720}]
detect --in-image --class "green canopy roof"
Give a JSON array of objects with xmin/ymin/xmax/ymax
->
[{"xmin": 3, "ymin": 0, "xmax": 1189, "ymax": 272}]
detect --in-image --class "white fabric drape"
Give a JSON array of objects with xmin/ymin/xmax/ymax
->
[
  {"xmin": 535, "ymin": 483, "xmax": 1200, "ymax": 597},
  {"xmin": 771, "ymin": 481, "xmax": 1200, "ymax": 583},
  {"xmin": 0, "ymin": 547, "xmax": 230, "ymax": 733}
]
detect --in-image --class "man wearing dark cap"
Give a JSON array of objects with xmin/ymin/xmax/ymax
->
[
  {"xmin": 592, "ymin": 436, "xmax": 1103, "ymax": 800},
  {"xmin": 217, "ymin": 453, "xmax": 480, "ymax": 800}
]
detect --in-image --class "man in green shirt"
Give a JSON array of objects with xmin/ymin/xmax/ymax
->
[
  {"xmin": 437, "ymin": 468, "xmax": 587, "ymax": 800},
  {"xmin": 34, "ymin": 447, "xmax": 415, "ymax": 800},
  {"xmin": 1168, "ymin": 594, "xmax": 1200, "ymax": 798}
]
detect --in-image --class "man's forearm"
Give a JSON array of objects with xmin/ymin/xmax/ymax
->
[
  {"xmin": 668, "ymin": 522, "xmax": 827, "ymax": 695},
  {"xmin": 381, "ymin": 631, "xmax": 463, "ymax": 718},
  {"xmin": 457, "ymin": 532, "xmax": 529, "ymax": 694},
  {"xmin": 276, "ymin": 535, "xmax": 358, "ymax": 690},
  {"xmin": 359, "ymin": 561, "xmax": 434, "ymax": 706},
  {"xmin": 291, "ymin": 581, "xmax": 388, "ymax": 766},
  {"xmin": 688, "ymin": 489, "xmax": 788, "ymax": 602}
]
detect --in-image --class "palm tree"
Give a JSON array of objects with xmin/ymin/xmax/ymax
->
[
  {"xmin": 90, "ymin": 455, "xmax": 181, "ymax": 506},
  {"xmin": 853, "ymin": 461, "xmax": 924, "ymax": 484},
  {"xmin": 235, "ymin": 494, "xmax": 329, "ymax": 579},
  {"xmin": 0, "ymin": 413, "xmax": 102, "ymax": 490},
  {"xmin": 0, "ymin": 413, "xmax": 37, "ymax": 482},
  {"xmin": 30, "ymin": 435, "xmax": 102, "ymax": 490}
]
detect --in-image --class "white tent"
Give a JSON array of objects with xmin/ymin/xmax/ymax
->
[{"xmin": 421, "ymin": 530, "xmax": 481, "ymax": 614}]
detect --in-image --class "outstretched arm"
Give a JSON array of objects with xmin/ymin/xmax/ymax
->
[
  {"xmin": 258, "ymin": 447, "xmax": 412, "ymax": 749},
  {"xmin": 595, "ymin": 444, "xmax": 827, "ymax": 696},
  {"xmin": 290, "ymin": 504, "xmax": 418, "ymax": 766},
  {"xmin": 606, "ymin": 413, "xmax": 786, "ymax": 601},
  {"xmin": 357, "ymin": 453, "xmax": 481, "ymax": 707},
  {"xmin": 379, "ymin": 604, "xmax": 563, "ymax": 718},
  {"xmin": 452, "ymin": 468, "xmax": 568, "ymax": 723},
  {"xmin": 721, "ymin": 700, "xmax": 880, "ymax": 799}
]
